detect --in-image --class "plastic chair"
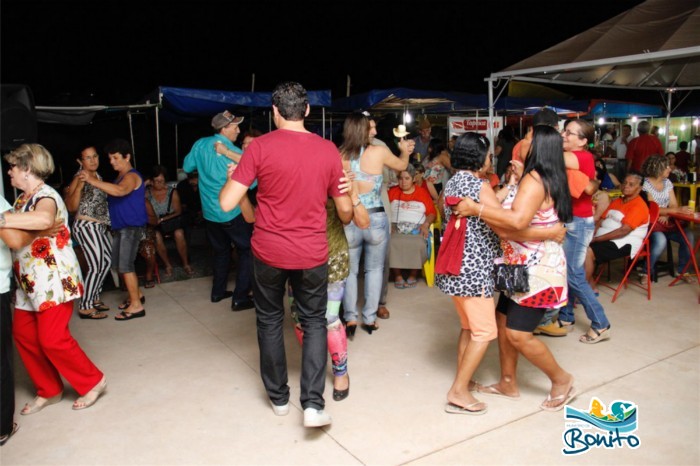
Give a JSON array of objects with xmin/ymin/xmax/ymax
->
[{"xmin": 594, "ymin": 201, "xmax": 659, "ymax": 302}]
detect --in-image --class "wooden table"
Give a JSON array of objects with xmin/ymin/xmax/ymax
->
[
  {"xmin": 668, "ymin": 212, "xmax": 700, "ymax": 300},
  {"xmin": 673, "ymin": 182, "xmax": 700, "ymax": 208}
]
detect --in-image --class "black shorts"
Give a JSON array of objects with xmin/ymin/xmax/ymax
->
[
  {"xmin": 496, "ymin": 293, "xmax": 546, "ymax": 333},
  {"xmin": 590, "ymin": 241, "xmax": 632, "ymax": 264}
]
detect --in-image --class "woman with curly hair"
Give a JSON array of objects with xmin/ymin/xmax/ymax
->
[{"xmin": 1, "ymin": 144, "xmax": 106, "ymax": 414}]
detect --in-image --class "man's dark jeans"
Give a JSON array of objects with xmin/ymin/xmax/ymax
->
[
  {"xmin": 205, "ymin": 216, "xmax": 253, "ymax": 303},
  {"xmin": 253, "ymin": 256, "xmax": 328, "ymax": 410}
]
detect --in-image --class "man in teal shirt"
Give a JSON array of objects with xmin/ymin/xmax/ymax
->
[{"xmin": 183, "ymin": 111, "xmax": 255, "ymax": 310}]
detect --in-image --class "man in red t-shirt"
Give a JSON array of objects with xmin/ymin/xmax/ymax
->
[
  {"xmin": 219, "ymin": 82, "xmax": 353, "ymax": 429},
  {"xmin": 626, "ymin": 120, "xmax": 663, "ymax": 173}
]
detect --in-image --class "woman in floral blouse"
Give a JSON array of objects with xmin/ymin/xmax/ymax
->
[{"xmin": 1, "ymin": 144, "xmax": 106, "ymax": 413}]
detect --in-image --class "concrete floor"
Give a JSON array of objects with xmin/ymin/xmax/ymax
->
[{"xmin": 1, "ymin": 269, "xmax": 698, "ymax": 465}]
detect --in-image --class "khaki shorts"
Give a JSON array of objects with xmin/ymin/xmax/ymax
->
[{"xmin": 451, "ymin": 295, "xmax": 497, "ymax": 342}]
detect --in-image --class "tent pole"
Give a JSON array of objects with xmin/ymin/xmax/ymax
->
[
  {"xmin": 268, "ymin": 111, "xmax": 272, "ymax": 132},
  {"xmin": 128, "ymin": 111, "xmax": 136, "ymax": 167},
  {"xmin": 664, "ymin": 89, "xmax": 672, "ymax": 152},
  {"xmin": 322, "ymin": 107, "xmax": 326, "ymax": 139},
  {"xmin": 155, "ymin": 105, "xmax": 161, "ymax": 165},
  {"xmin": 487, "ymin": 77, "xmax": 495, "ymax": 153}
]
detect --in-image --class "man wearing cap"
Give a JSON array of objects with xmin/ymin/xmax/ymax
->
[
  {"xmin": 183, "ymin": 110, "xmax": 255, "ymax": 311},
  {"xmin": 412, "ymin": 118, "xmax": 433, "ymax": 166}
]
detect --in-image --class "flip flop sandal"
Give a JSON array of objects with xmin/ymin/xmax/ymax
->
[
  {"xmin": 394, "ymin": 279, "xmax": 406, "ymax": 289},
  {"xmin": 541, "ymin": 385, "xmax": 577, "ymax": 412},
  {"xmin": 115, "ymin": 309, "xmax": 146, "ymax": 321},
  {"xmin": 118, "ymin": 296, "xmax": 146, "ymax": 310},
  {"xmin": 144, "ymin": 280, "xmax": 156, "ymax": 289},
  {"xmin": 405, "ymin": 279, "xmax": 418, "ymax": 288},
  {"xmin": 78, "ymin": 310, "xmax": 108, "ymax": 320},
  {"xmin": 476, "ymin": 383, "xmax": 521, "ymax": 400},
  {"xmin": 93, "ymin": 301, "xmax": 110, "ymax": 312},
  {"xmin": 444, "ymin": 401, "xmax": 488, "ymax": 415}
]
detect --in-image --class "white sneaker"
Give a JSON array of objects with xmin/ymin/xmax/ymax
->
[
  {"xmin": 270, "ymin": 401, "xmax": 289, "ymax": 416},
  {"xmin": 303, "ymin": 407, "xmax": 332, "ymax": 427}
]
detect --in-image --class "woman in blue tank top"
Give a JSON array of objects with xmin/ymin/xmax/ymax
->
[{"xmin": 339, "ymin": 113, "xmax": 414, "ymax": 336}]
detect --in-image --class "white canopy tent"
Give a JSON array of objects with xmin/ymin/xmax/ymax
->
[{"xmin": 485, "ymin": 0, "xmax": 700, "ymax": 149}]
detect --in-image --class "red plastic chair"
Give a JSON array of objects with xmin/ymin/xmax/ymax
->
[{"xmin": 595, "ymin": 201, "xmax": 659, "ymax": 302}]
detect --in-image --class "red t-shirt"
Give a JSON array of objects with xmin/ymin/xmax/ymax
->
[
  {"xmin": 626, "ymin": 134, "xmax": 663, "ymax": 172},
  {"xmin": 232, "ymin": 129, "xmax": 344, "ymax": 269},
  {"xmin": 571, "ymin": 150, "xmax": 595, "ymax": 218}
]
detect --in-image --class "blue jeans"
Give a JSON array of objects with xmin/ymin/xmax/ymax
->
[
  {"xmin": 253, "ymin": 257, "xmax": 328, "ymax": 410},
  {"xmin": 558, "ymin": 216, "xmax": 610, "ymax": 330},
  {"xmin": 343, "ymin": 212, "xmax": 389, "ymax": 325},
  {"xmin": 649, "ymin": 229, "xmax": 694, "ymax": 275},
  {"xmin": 205, "ymin": 216, "xmax": 253, "ymax": 303}
]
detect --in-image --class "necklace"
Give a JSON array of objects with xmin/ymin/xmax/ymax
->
[{"xmin": 15, "ymin": 182, "xmax": 45, "ymax": 211}]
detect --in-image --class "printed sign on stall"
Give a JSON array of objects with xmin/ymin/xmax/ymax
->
[{"xmin": 448, "ymin": 116, "xmax": 503, "ymax": 138}]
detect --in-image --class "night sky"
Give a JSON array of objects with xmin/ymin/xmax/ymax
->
[{"xmin": 2, "ymin": 0, "xmax": 646, "ymax": 105}]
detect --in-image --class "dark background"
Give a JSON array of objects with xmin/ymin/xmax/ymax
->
[{"xmin": 1, "ymin": 0, "xmax": 648, "ymax": 191}]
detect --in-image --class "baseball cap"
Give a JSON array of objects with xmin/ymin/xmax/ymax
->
[{"xmin": 211, "ymin": 110, "xmax": 244, "ymax": 130}]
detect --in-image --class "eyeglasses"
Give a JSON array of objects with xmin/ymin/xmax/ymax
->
[{"xmin": 563, "ymin": 130, "xmax": 584, "ymax": 138}]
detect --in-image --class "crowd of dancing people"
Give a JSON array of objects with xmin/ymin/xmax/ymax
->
[{"xmin": 2, "ymin": 81, "xmax": 698, "ymax": 443}]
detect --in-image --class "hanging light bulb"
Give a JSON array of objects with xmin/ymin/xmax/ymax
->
[
  {"xmin": 598, "ymin": 117, "xmax": 605, "ymax": 125},
  {"xmin": 404, "ymin": 112, "xmax": 412, "ymax": 124},
  {"xmin": 631, "ymin": 116, "xmax": 638, "ymax": 123},
  {"xmin": 658, "ymin": 127, "xmax": 666, "ymax": 135},
  {"xmin": 693, "ymin": 118, "xmax": 699, "ymax": 127},
  {"xmin": 680, "ymin": 124, "xmax": 687, "ymax": 131}
]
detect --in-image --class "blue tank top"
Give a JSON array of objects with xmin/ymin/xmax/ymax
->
[
  {"xmin": 349, "ymin": 147, "xmax": 383, "ymax": 209},
  {"xmin": 108, "ymin": 169, "xmax": 148, "ymax": 230}
]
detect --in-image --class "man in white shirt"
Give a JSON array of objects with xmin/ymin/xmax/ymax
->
[{"xmin": 612, "ymin": 124, "xmax": 631, "ymax": 181}]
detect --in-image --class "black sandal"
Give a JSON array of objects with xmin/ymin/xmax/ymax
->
[
  {"xmin": 118, "ymin": 296, "xmax": 146, "ymax": 310},
  {"xmin": 78, "ymin": 310, "xmax": 108, "ymax": 320}
]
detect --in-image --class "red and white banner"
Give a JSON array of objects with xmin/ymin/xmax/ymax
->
[{"xmin": 448, "ymin": 116, "xmax": 503, "ymax": 137}]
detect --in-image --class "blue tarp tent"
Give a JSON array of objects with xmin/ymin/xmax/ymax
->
[{"xmin": 158, "ymin": 86, "xmax": 332, "ymax": 123}]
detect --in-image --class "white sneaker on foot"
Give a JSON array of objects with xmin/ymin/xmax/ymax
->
[
  {"xmin": 303, "ymin": 407, "xmax": 332, "ymax": 427},
  {"xmin": 270, "ymin": 401, "xmax": 289, "ymax": 416}
]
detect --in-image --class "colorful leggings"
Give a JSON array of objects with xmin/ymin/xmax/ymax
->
[{"xmin": 289, "ymin": 280, "xmax": 348, "ymax": 377}]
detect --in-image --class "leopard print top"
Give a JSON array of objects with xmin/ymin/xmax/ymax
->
[{"xmin": 436, "ymin": 171, "xmax": 500, "ymax": 297}]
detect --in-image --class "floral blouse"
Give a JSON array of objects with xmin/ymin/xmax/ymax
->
[{"xmin": 12, "ymin": 184, "xmax": 83, "ymax": 311}]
